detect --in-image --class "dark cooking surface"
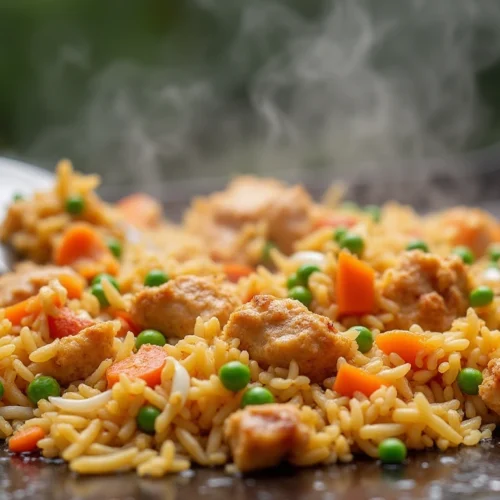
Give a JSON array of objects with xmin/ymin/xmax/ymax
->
[{"xmin": 3, "ymin": 438, "xmax": 500, "ymax": 500}]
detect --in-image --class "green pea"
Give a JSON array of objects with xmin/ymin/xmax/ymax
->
[
  {"xmin": 219, "ymin": 361, "xmax": 251, "ymax": 392},
  {"xmin": 0, "ymin": 381, "xmax": 4, "ymax": 399},
  {"xmin": 92, "ymin": 273, "xmax": 120, "ymax": 291},
  {"xmin": 333, "ymin": 227, "xmax": 348, "ymax": 243},
  {"xmin": 288, "ymin": 286, "xmax": 313, "ymax": 307},
  {"xmin": 13, "ymin": 193, "xmax": 24, "ymax": 202},
  {"xmin": 65, "ymin": 195, "xmax": 85, "ymax": 215},
  {"xmin": 451, "ymin": 246, "xmax": 474, "ymax": 265},
  {"xmin": 353, "ymin": 326, "xmax": 373, "ymax": 354},
  {"xmin": 340, "ymin": 233, "xmax": 365, "ymax": 256},
  {"xmin": 286, "ymin": 273, "xmax": 301, "ymax": 289},
  {"xmin": 107, "ymin": 238, "xmax": 123, "ymax": 259},
  {"xmin": 406, "ymin": 240, "xmax": 429, "ymax": 252},
  {"xmin": 489, "ymin": 244, "xmax": 500, "ymax": 262},
  {"xmin": 378, "ymin": 438, "xmax": 407, "ymax": 464},
  {"xmin": 135, "ymin": 329, "xmax": 166, "ymax": 349},
  {"xmin": 91, "ymin": 283, "xmax": 109, "ymax": 307},
  {"xmin": 469, "ymin": 285, "xmax": 494, "ymax": 308},
  {"xmin": 296, "ymin": 264, "xmax": 321, "ymax": 285},
  {"xmin": 144, "ymin": 269, "xmax": 169, "ymax": 287},
  {"xmin": 457, "ymin": 368, "xmax": 483, "ymax": 396},
  {"xmin": 262, "ymin": 241, "xmax": 276, "ymax": 263},
  {"xmin": 136, "ymin": 405, "xmax": 161, "ymax": 434},
  {"xmin": 365, "ymin": 205, "xmax": 381, "ymax": 223},
  {"xmin": 27, "ymin": 376, "xmax": 61, "ymax": 405},
  {"xmin": 241, "ymin": 387, "xmax": 275, "ymax": 408}
]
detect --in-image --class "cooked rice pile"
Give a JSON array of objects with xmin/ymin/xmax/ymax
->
[{"xmin": 0, "ymin": 160, "xmax": 500, "ymax": 476}]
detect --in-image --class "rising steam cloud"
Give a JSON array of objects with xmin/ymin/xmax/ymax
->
[{"xmin": 28, "ymin": 0, "xmax": 500, "ymax": 203}]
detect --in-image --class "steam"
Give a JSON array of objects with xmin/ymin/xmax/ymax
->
[{"xmin": 27, "ymin": 0, "xmax": 500, "ymax": 205}]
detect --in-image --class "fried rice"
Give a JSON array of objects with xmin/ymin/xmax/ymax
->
[{"xmin": 0, "ymin": 159, "xmax": 499, "ymax": 476}]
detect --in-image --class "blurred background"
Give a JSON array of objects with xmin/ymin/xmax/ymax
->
[{"xmin": 2, "ymin": 0, "xmax": 500, "ymax": 212}]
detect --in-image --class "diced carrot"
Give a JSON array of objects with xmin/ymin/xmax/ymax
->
[
  {"xmin": 3, "ymin": 297, "xmax": 42, "ymax": 325},
  {"xmin": 1, "ymin": 276, "xmax": 83, "ymax": 326},
  {"xmin": 333, "ymin": 363, "xmax": 385, "ymax": 398},
  {"xmin": 490, "ymin": 223, "xmax": 500, "ymax": 243},
  {"xmin": 314, "ymin": 214, "xmax": 358, "ymax": 230},
  {"xmin": 106, "ymin": 344, "xmax": 167, "ymax": 388},
  {"xmin": 2, "ymin": 291, "xmax": 68, "ymax": 326},
  {"xmin": 116, "ymin": 193, "xmax": 163, "ymax": 229},
  {"xmin": 336, "ymin": 251, "xmax": 375, "ymax": 317},
  {"xmin": 113, "ymin": 310, "xmax": 140, "ymax": 337},
  {"xmin": 47, "ymin": 307, "xmax": 94, "ymax": 339},
  {"xmin": 57, "ymin": 274, "xmax": 85, "ymax": 299},
  {"xmin": 223, "ymin": 263, "xmax": 253, "ymax": 283},
  {"xmin": 376, "ymin": 330, "xmax": 429, "ymax": 367},
  {"xmin": 9, "ymin": 426, "xmax": 46, "ymax": 453},
  {"xmin": 441, "ymin": 208, "xmax": 499, "ymax": 257},
  {"xmin": 54, "ymin": 223, "xmax": 119, "ymax": 279}
]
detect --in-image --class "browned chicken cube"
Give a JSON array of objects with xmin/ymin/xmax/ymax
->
[
  {"xmin": 426, "ymin": 207, "xmax": 500, "ymax": 258},
  {"xmin": 0, "ymin": 263, "xmax": 82, "ymax": 308},
  {"xmin": 224, "ymin": 404, "xmax": 310, "ymax": 472},
  {"xmin": 130, "ymin": 275, "xmax": 241, "ymax": 337},
  {"xmin": 380, "ymin": 251, "xmax": 470, "ymax": 332},
  {"xmin": 40, "ymin": 321, "xmax": 116, "ymax": 385},
  {"xmin": 223, "ymin": 295, "xmax": 355, "ymax": 382},
  {"xmin": 184, "ymin": 176, "xmax": 315, "ymax": 262},
  {"xmin": 479, "ymin": 358, "xmax": 500, "ymax": 415}
]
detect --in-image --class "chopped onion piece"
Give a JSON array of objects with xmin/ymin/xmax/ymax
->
[
  {"xmin": 172, "ymin": 359, "xmax": 190, "ymax": 405},
  {"xmin": 484, "ymin": 266, "xmax": 500, "ymax": 283},
  {"xmin": 125, "ymin": 225, "xmax": 141, "ymax": 244},
  {"xmin": 49, "ymin": 390, "xmax": 112, "ymax": 413},
  {"xmin": 290, "ymin": 251, "xmax": 326, "ymax": 269},
  {"xmin": 0, "ymin": 406, "xmax": 34, "ymax": 420}
]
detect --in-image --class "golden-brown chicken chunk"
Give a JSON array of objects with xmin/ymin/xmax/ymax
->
[
  {"xmin": 40, "ymin": 322, "xmax": 116, "ymax": 385},
  {"xmin": 184, "ymin": 177, "xmax": 315, "ymax": 262},
  {"xmin": 223, "ymin": 295, "xmax": 355, "ymax": 382},
  {"xmin": 425, "ymin": 207, "xmax": 500, "ymax": 258},
  {"xmin": 0, "ymin": 263, "xmax": 82, "ymax": 308},
  {"xmin": 479, "ymin": 358, "xmax": 500, "ymax": 415},
  {"xmin": 380, "ymin": 251, "xmax": 469, "ymax": 332},
  {"xmin": 130, "ymin": 275, "xmax": 241, "ymax": 337},
  {"xmin": 224, "ymin": 404, "xmax": 310, "ymax": 472}
]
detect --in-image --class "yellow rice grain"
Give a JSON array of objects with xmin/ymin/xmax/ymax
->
[
  {"xmin": 101, "ymin": 278, "xmax": 127, "ymax": 310},
  {"xmin": 0, "ymin": 344, "xmax": 16, "ymax": 360},
  {"xmin": 414, "ymin": 393, "xmax": 462, "ymax": 444},
  {"xmin": 29, "ymin": 341, "xmax": 59, "ymax": 363},
  {"xmin": 359, "ymin": 423, "xmax": 407, "ymax": 441},
  {"xmin": 115, "ymin": 331, "xmax": 135, "ymax": 362},
  {"xmin": 175, "ymin": 428, "xmax": 207, "ymax": 465},
  {"xmin": 12, "ymin": 359, "xmax": 35, "ymax": 382},
  {"xmin": 70, "ymin": 447, "xmax": 139, "ymax": 474},
  {"xmin": 85, "ymin": 359, "xmax": 113, "ymax": 387}
]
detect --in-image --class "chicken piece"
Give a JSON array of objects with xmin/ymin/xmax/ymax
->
[
  {"xmin": 40, "ymin": 321, "xmax": 116, "ymax": 385},
  {"xmin": 130, "ymin": 275, "xmax": 241, "ymax": 337},
  {"xmin": 426, "ymin": 207, "xmax": 500, "ymax": 258},
  {"xmin": 479, "ymin": 358, "xmax": 500, "ymax": 415},
  {"xmin": 184, "ymin": 177, "xmax": 315, "ymax": 262},
  {"xmin": 0, "ymin": 263, "xmax": 82, "ymax": 308},
  {"xmin": 223, "ymin": 295, "xmax": 355, "ymax": 382},
  {"xmin": 116, "ymin": 193, "xmax": 163, "ymax": 229},
  {"xmin": 224, "ymin": 404, "xmax": 310, "ymax": 472},
  {"xmin": 380, "ymin": 251, "xmax": 470, "ymax": 332}
]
